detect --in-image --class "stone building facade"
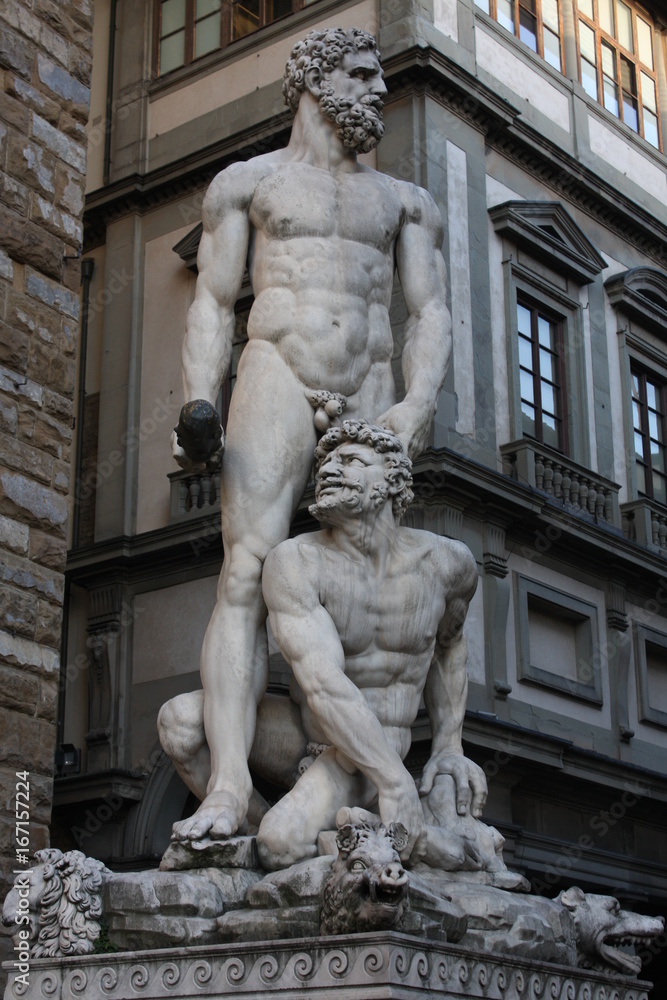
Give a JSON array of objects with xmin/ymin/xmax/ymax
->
[
  {"xmin": 55, "ymin": 0, "xmax": 667, "ymax": 992},
  {"xmin": 0, "ymin": 0, "xmax": 93, "ymax": 972}
]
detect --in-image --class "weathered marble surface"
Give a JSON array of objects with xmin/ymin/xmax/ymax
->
[{"xmin": 2, "ymin": 932, "xmax": 654, "ymax": 1000}]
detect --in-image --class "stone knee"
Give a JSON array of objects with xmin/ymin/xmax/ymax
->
[
  {"xmin": 219, "ymin": 542, "xmax": 268, "ymax": 611},
  {"xmin": 158, "ymin": 691, "xmax": 205, "ymax": 765},
  {"xmin": 256, "ymin": 799, "xmax": 317, "ymax": 871}
]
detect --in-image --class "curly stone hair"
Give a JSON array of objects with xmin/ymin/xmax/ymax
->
[
  {"xmin": 282, "ymin": 27, "xmax": 380, "ymax": 112},
  {"xmin": 314, "ymin": 418, "xmax": 414, "ymax": 519}
]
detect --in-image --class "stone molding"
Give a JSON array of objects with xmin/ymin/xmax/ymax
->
[{"xmin": 2, "ymin": 933, "xmax": 652, "ymax": 1000}]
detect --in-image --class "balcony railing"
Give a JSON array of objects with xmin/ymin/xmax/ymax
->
[
  {"xmin": 168, "ymin": 468, "xmax": 221, "ymax": 521},
  {"xmin": 500, "ymin": 440, "xmax": 621, "ymax": 528},
  {"xmin": 621, "ymin": 498, "xmax": 667, "ymax": 556}
]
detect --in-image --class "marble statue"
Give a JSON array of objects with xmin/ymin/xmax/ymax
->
[
  {"xmin": 1, "ymin": 849, "xmax": 109, "ymax": 959},
  {"xmin": 160, "ymin": 421, "xmax": 515, "ymax": 881},
  {"xmin": 169, "ymin": 26, "xmax": 452, "ymax": 843},
  {"xmin": 319, "ymin": 814, "xmax": 409, "ymax": 935}
]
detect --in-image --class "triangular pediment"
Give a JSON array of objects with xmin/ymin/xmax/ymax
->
[
  {"xmin": 489, "ymin": 201, "xmax": 607, "ymax": 283},
  {"xmin": 173, "ymin": 223, "xmax": 203, "ymax": 273},
  {"xmin": 605, "ymin": 266, "xmax": 667, "ymax": 337}
]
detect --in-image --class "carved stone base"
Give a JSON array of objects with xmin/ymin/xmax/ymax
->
[{"xmin": 2, "ymin": 932, "xmax": 652, "ymax": 1000}]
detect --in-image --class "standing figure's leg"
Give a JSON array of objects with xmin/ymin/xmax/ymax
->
[{"xmin": 171, "ymin": 343, "xmax": 316, "ymax": 841}]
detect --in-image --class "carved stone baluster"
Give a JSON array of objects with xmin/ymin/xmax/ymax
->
[
  {"xmin": 535, "ymin": 453, "xmax": 545, "ymax": 491},
  {"xmin": 178, "ymin": 477, "xmax": 188, "ymax": 515},
  {"xmin": 603, "ymin": 492, "xmax": 613, "ymax": 523},
  {"xmin": 552, "ymin": 464, "xmax": 563, "ymax": 500},
  {"xmin": 579, "ymin": 479, "xmax": 589, "ymax": 514},
  {"xmin": 651, "ymin": 511, "xmax": 660, "ymax": 546},
  {"xmin": 570, "ymin": 474, "xmax": 580, "ymax": 510},
  {"xmin": 201, "ymin": 473, "xmax": 212, "ymax": 507},
  {"xmin": 213, "ymin": 469, "xmax": 221, "ymax": 505},
  {"xmin": 659, "ymin": 515, "xmax": 667, "ymax": 551},
  {"xmin": 595, "ymin": 489, "xmax": 605, "ymax": 519},
  {"xmin": 190, "ymin": 477, "xmax": 201, "ymax": 512},
  {"xmin": 543, "ymin": 459, "xmax": 554, "ymax": 495},
  {"xmin": 561, "ymin": 472, "xmax": 571, "ymax": 505}
]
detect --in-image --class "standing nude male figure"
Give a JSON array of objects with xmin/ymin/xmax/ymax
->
[{"xmin": 170, "ymin": 28, "xmax": 452, "ymax": 841}]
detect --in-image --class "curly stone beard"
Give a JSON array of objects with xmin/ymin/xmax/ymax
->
[{"xmin": 319, "ymin": 83, "xmax": 385, "ymax": 154}]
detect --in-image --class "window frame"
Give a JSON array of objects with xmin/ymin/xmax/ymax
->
[
  {"xmin": 153, "ymin": 0, "xmax": 307, "ymax": 77},
  {"xmin": 515, "ymin": 574, "xmax": 603, "ymax": 704},
  {"xmin": 634, "ymin": 622, "xmax": 667, "ymax": 729},
  {"xmin": 630, "ymin": 362, "xmax": 667, "ymax": 505},
  {"xmin": 504, "ymin": 262, "xmax": 589, "ymax": 464},
  {"xmin": 574, "ymin": 0, "xmax": 662, "ymax": 150},
  {"xmin": 516, "ymin": 294, "xmax": 569, "ymax": 454},
  {"xmin": 474, "ymin": 0, "xmax": 565, "ymax": 72}
]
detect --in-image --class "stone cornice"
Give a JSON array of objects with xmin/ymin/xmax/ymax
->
[{"xmin": 83, "ymin": 45, "xmax": 667, "ymax": 266}]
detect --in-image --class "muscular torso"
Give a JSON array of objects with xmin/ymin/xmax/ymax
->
[
  {"xmin": 292, "ymin": 529, "xmax": 451, "ymax": 755},
  {"xmin": 246, "ymin": 161, "xmax": 406, "ymax": 394}
]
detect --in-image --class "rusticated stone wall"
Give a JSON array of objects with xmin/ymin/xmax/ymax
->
[{"xmin": 0, "ymin": 0, "xmax": 93, "ymax": 970}]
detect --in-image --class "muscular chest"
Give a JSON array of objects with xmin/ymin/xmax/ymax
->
[
  {"xmin": 320, "ymin": 555, "xmax": 444, "ymax": 657},
  {"xmin": 249, "ymin": 167, "xmax": 403, "ymax": 251}
]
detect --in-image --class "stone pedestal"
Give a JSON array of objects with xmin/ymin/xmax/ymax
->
[{"xmin": 3, "ymin": 932, "xmax": 651, "ymax": 1000}]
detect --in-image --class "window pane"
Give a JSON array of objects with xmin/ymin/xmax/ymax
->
[
  {"xmin": 519, "ymin": 7, "xmax": 538, "ymax": 50},
  {"xmin": 637, "ymin": 17, "xmax": 653, "ymax": 69},
  {"xmin": 599, "ymin": 0, "xmax": 613, "ymax": 35},
  {"xmin": 635, "ymin": 430, "xmax": 646, "ymax": 457},
  {"xmin": 161, "ymin": 0, "xmax": 186, "ymax": 35},
  {"xmin": 232, "ymin": 0, "xmax": 259, "ymax": 38},
  {"xmin": 196, "ymin": 0, "xmax": 220, "ymax": 15},
  {"xmin": 620, "ymin": 55, "xmax": 636, "ymax": 95},
  {"xmin": 537, "ymin": 315, "xmax": 555, "ymax": 349},
  {"xmin": 632, "ymin": 373, "xmax": 641, "ymax": 397},
  {"xmin": 542, "ymin": 414, "xmax": 560, "ymax": 449},
  {"xmin": 636, "ymin": 461, "xmax": 646, "ymax": 494},
  {"xmin": 647, "ymin": 381, "xmax": 659, "ymax": 410},
  {"xmin": 544, "ymin": 27, "xmax": 561, "ymax": 70},
  {"xmin": 581, "ymin": 57, "xmax": 598, "ymax": 98},
  {"xmin": 579, "ymin": 20, "xmax": 596, "ymax": 63},
  {"xmin": 160, "ymin": 29, "xmax": 185, "ymax": 72},
  {"xmin": 539, "ymin": 348, "xmax": 556, "ymax": 382},
  {"xmin": 601, "ymin": 42, "xmax": 616, "ymax": 78},
  {"xmin": 644, "ymin": 108, "xmax": 659, "ymax": 148},
  {"xmin": 266, "ymin": 0, "xmax": 293, "ymax": 21},
  {"xmin": 194, "ymin": 11, "xmax": 221, "ymax": 57},
  {"xmin": 623, "ymin": 94, "xmax": 639, "ymax": 131},
  {"xmin": 641, "ymin": 72, "xmax": 657, "ymax": 113},
  {"xmin": 649, "ymin": 410, "xmax": 659, "ymax": 440},
  {"xmin": 543, "ymin": 0, "xmax": 559, "ymax": 32},
  {"xmin": 474, "ymin": 0, "xmax": 491, "ymax": 12},
  {"xmin": 541, "ymin": 382, "xmax": 556, "ymax": 415},
  {"xmin": 632, "ymin": 400, "xmax": 642, "ymax": 430},
  {"xmin": 650, "ymin": 444, "xmax": 665, "ymax": 475},
  {"xmin": 519, "ymin": 335, "xmax": 534, "ymax": 369},
  {"xmin": 654, "ymin": 472, "xmax": 667, "ymax": 505},
  {"xmin": 615, "ymin": 1, "xmax": 633, "ymax": 52},
  {"xmin": 497, "ymin": 0, "xmax": 514, "ymax": 33},
  {"xmin": 603, "ymin": 76, "xmax": 619, "ymax": 117},
  {"xmin": 522, "ymin": 402, "xmax": 537, "ymax": 436},
  {"xmin": 521, "ymin": 369, "xmax": 535, "ymax": 404},
  {"xmin": 517, "ymin": 303, "xmax": 532, "ymax": 337},
  {"xmin": 578, "ymin": 0, "xmax": 593, "ymax": 18}
]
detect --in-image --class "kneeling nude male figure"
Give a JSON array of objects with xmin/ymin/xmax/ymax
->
[
  {"xmin": 160, "ymin": 421, "xmax": 488, "ymax": 867},
  {"xmin": 169, "ymin": 26, "xmax": 452, "ymax": 841}
]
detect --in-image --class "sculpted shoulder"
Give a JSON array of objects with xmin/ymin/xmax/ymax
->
[
  {"xmin": 263, "ymin": 534, "xmax": 323, "ymax": 609},
  {"xmin": 201, "ymin": 152, "xmax": 288, "ymax": 229},
  {"xmin": 386, "ymin": 175, "xmax": 445, "ymax": 242},
  {"xmin": 398, "ymin": 528, "xmax": 477, "ymax": 597}
]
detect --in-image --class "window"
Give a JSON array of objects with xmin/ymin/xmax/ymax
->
[
  {"xmin": 474, "ymin": 0, "xmax": 564, "ymax": 71},
  {"xmin": 155, "ymin": 0, "xmax": 307, "ymax": 75},
  {"xmin": 631, "ymin": 365, "xmax": 667, "ymax": 505},
  {"xmin": 517, "ymin": 299, "xmax": 567, "ymax": 452},
  {"xmin": 515, "ymin": 575, "xmax": 602, "ymax": 704},
  {"xmin": 576, "ymin": 0, "xmax": 660, "ymax": 148},
  {"xmin": 634, "ymin": 624, "xmax": 667, "ymax": 728}
]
